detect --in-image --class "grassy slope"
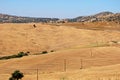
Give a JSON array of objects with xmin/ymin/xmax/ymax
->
[
  {"xmin": 0, "ymin": 23, "xmax": 120, "ymax": 80},
  {"xmin": 0, "ymin": 23, "xmax": 120, "ymax": 55},
  {"xmin": 0, "ymin": 47, "xmax": 120, "ymax": 80}
]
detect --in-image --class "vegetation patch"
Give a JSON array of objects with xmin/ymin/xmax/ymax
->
[
  {"xmin": 34, "ymin": 50, "xmax": 54, "ymax": 55},
  {"xmin": 41, "ymin": 51, "xmax": 48, "ymax": 54},
  {"xmin": 50, "ymin": 50, "xmax": 54, "ymax": 52},
  {"xmin": 0, "ymin": 52, "xmax": 29, "ymax": 60},
  {"xmin": 9, "ymin": 70, "xmax": 24, "ymax": 80}
]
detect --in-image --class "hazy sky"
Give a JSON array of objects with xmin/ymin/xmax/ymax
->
[{"xmin": 0, "ymin": 0, "xmax": 120, "ymax": 18}]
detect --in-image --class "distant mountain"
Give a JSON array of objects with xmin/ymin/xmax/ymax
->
[
  {"xmin": 68, "ymin": 12, "xmax": 120, "ymax": 23},
  {"xmin": 0, "ymin": 12, "xmax": 120, "ymax": 23},
  {"xmin": 0, "ymin": 13, "xmax": 59, "ymax": 23},
  {"xmin": 94, "ymin": 11, "xmax": 114, "ymax": 17}
]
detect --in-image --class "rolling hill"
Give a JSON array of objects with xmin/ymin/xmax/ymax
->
[
  {"xmin": 0, "ymin": 13, "xmax": 59, "ymax": 23},
  {"xmin": 0, "ymin": 11, "xmax": 120, "ymax": 23},
  {"xmin": 0, "ymin": 23, "xmax": 120, "ymax": 55},
  {"xmin": 68, "ymin": 11, "xmax": 120, "ymax": 23},
  {"xmin": 0, "ymin": 12, "xmax": 120, "ymax": 80}
]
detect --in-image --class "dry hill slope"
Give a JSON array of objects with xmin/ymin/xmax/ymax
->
[
  {"xmin": 0, "ymin": 23, "xmax": 120, "ymax": 55},
  {"xmin": 0, "ymin": 47, "xmax": 120, "ymax": 80},
  {"xmin": 0, "ymin": 47, "xmax": 120, "ymax": 70},
  {"xmin": 0, "ymin": 23, "xmax": 120, "ymax": 80}
]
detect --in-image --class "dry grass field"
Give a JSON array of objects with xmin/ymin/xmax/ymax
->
[{"xmin": 0, "ymin": 22, "xmax": 120, "ymax": 80}]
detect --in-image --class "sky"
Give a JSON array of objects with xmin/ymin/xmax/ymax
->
[{"xmin": 0, "ymin": 0, "xmax": 120, "ymax": 18}]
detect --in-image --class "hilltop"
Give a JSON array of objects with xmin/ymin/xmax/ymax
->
[
  {"xmin": 0, "ymin": 11, "xmax": 120, "ymax": 23},
  {"xmin": 0, "ymin": 13, "xmax": 59, "ymax": 23},
  {"xmin": 68, "ymin": 11, "xmax": 120, "ymax": 23}
]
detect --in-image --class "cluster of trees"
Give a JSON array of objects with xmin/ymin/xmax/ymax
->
[{"xmin": 0, "ymin": 52, "xmax": 29, "ymax": 60}]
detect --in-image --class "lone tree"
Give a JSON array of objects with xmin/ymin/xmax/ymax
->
[{"xmin": 9, "ymin": 70, "xmax": 24, "ymax": 80}]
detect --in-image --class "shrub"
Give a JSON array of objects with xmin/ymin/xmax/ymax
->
[
  {"xmin": 41, "ymin": 51, "xmax": 48, "ymax": 54},
  {"xmin": 26, "ymin": 51, "xmax": 30, "ymax": 54},
  {"xmin": 17, "ymin": 52, "xmax": 28, "ymax": 57},
  {"xmin": 9, "ymin": 70, "xmax": 24, "ymax": 80},
  {"xmin": 50, "ymin": 50, "xmax": 54, "ymax": 52}
]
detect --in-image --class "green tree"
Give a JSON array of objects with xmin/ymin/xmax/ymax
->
[{"xmin": 9, "ymin": 70, "xmax": 24, "ymax": 80}]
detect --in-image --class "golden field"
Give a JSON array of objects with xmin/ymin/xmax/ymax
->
[{"xmin": 0, "ymin": 22, "xmax": 120, "ymax": 80}]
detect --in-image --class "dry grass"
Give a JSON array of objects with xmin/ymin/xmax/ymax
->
[
  {"xmin": 60, "ymin": 22, "xmax": 120, "ymax": 31},
  {"xmin": 0, "ymin": 22, "xmax": 120, "ymax": 80},
  {"xmin": 0, "ymin": 23, "xmax": 120, "ymax": 55}
]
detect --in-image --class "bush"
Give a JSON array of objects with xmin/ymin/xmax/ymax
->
[
  {"xmin": 50, "ymin": 50, "xmax": 54, "ymax": 52},
  {"xmin": 41, "ymin": 51, "xmax": 48, "ymax": 54},
  {"xmin": 17, "ymin": 52, "xmax": 28, "ymax": 57},
  {"xmin": 9, "ymin": 70, "xmax": 24, "ymax": 80}
]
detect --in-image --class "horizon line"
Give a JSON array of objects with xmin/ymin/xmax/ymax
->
[{"xmin": 0, "ymin": 11, "xmax": 119, "ymax": 19}]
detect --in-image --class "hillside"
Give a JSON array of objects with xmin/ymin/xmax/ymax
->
[
  {"xmin": 0, "ymin": 23, "xmax": 120, "ymax": 55},
  {"xmin": 0, "ymin": 13, "xmax": 59, "ymax": 23},
  {"xmin": 0, "ymin": 22, "xmax": 120, "ymax": 80},
  {"xmin": 68, "ymin": 12, "xmax": 120, "ymax": 23},
  {"xmin": 0, "ymin": 46, "xmax": 120, "ymax": 80},
  {"xmin": 0, "ymin": 11, "xmax": 120, "ymax": 23}
]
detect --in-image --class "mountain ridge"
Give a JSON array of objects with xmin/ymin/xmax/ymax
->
[
  {"xmin": 0, "ymin": 11, "xmax": 120, "ymax": 23},
  {"xmin": 69, "ymin": 11, "xmax": 120, "ymax": 23},
  {"xmin": 0, "ymin": 13, "xmax": 59, "ymax": 23}
]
